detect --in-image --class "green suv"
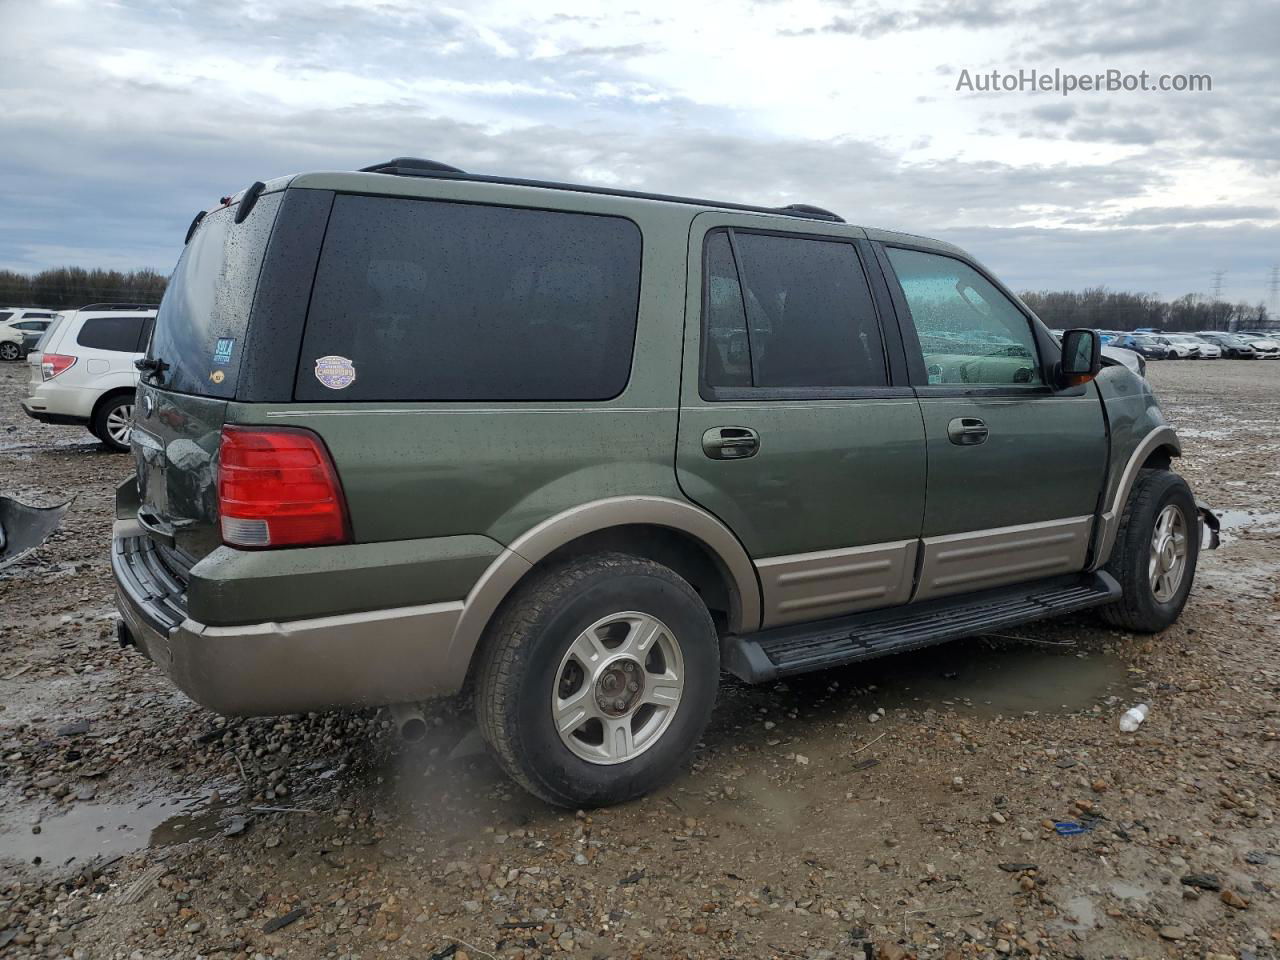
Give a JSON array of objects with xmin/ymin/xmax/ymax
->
[{"xmin": 113, "ymin": 157, "xmax": 1218, "ymax": 807}]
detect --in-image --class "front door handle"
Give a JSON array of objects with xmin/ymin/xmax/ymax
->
[
  {"xmin": 702, "ymin": 426, "xmax": 759, "ymax": 460},
  {"xmin": 947, "ymin": 417, "xmax": 989, "ymax": 445}
]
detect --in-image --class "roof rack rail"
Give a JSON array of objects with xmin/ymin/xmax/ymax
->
[
  {"xmin": 357, "ymin": 158, "xmax": 845, "ymax": 223},
  {"xmin": 77, "ymin": 303, "xmax": 160, "ymax": 312},
  {"xmin": 359, "ymin": 157, "xmax": 467, "ymax": 176}
]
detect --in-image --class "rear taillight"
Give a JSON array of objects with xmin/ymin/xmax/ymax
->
[
  {"xmin": 41, "ymin": 354, "xmax": 76, "ymax": 380},
  {"xmin": 217, "ymin": 426, "xmax": 350, "ymax": 549}
]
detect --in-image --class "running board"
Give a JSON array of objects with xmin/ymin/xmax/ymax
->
[{"xmin": 723, "ymin": 572, "xmax": 1121, "ymax": 683}]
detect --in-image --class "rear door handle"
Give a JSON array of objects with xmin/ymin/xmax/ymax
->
[
  {"xmin": 702, "ymin": 426, "xmax": 759, "ymax": 460},
  {"xmin": 947, "ymin": 417, "xmax": 989, "ymax": 445}
]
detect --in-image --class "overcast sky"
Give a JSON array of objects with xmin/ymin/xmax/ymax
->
[{"xmin": 2, "ymin": 0, "xmax": 1277, "ymax": 304}]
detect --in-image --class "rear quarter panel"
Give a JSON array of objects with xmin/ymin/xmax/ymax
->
[{"xmin": 229, "ymin": 191, "xmax": 695, "ymax": 549}]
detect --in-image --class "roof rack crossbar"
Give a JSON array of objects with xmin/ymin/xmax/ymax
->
[{"xmin": 356, "ymin": 158, "xmax": 844, "ymax": 223}]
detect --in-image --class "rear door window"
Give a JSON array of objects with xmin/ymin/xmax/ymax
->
[
  {"xmin": 147, "ymin": 191, "xmax": 283, "ymax": 397},
  {"xmin": 701, "ymin": 228, "xmax": 887, "ymax": 392},
  {"xmin": 76, "ymin": 315, "xmax": 149, "ymax": 352},
  {"xmin": 295, "ymin": 195, "xmax": 642, "ymax": 402}
]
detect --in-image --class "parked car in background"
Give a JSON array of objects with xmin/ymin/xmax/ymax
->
[
  {"xmin": 1153, "ymin": 335, "xmax": 1197, "ymax": 359},
  {"xmin": 1236, "ymin": 333, "xmax": 1280, "ymax": 358},
  {"xmin": 1183, "ymin": 336, "xmax": 1222, "ymax": 359},
  {"xmin": 112, "ymin": 159, "xmax": 1215, "ymax": 807},
  {"xmin": 0, "ymin": 307, "xmax": 58, "ymax": 326},
  {"xmin": 1160, "ymin": 334, "xmax": 1219, "ymax": 358},
  {"xmin": 1195, "ymin": 331, "xmax": 1257, "ymax": 359},
  {"xmin": 0, "ymin": 311, "xmax": 59, "ymax": 360},
  {"xmin": 1113, "ymin": 334, "xmax": 1170, "ymax": 360},
  {"xmin": 20, "ymin": 304, "xmax": 158, "ymax": 450},
  {"xmin": 0, "ymin": 325, "xmax": 27, "ymax": 362}
]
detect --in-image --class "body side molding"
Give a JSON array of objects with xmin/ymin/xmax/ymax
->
[
  {"xmin": 756, "ymin": 540, "xmax": 917, "ymax": 627},
  {"xmin": 915, "ymin": 516, "xmax": 1093, "ymax": 601},
  {"xmin": 445, "ymin": 496, "xmax": 763, "ymax": 687},
  {"xmin": 1089, "ymin": 425, "xmax": 1182, "ymax": 570}
]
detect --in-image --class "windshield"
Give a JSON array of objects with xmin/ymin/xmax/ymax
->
[{"xmin": 147, "ymin": 192, "xmax": 282, "ymax": 397}]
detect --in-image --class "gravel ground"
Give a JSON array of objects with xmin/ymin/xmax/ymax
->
[{"xmin": 0, "ymin": 358, "xmax": 1276, "ymax": 960}]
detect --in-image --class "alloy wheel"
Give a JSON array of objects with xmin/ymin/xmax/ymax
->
[
  {"xmin": 105, "ymin": 403, "xmax": 134, "ymax": 446},
  {"xmin": 552, "ymin": 611, "xmax": 685, "ymax": 765},
  {"xmin": 1149, "ymin": 504, "xmax": 1188, "ymax": 603}
]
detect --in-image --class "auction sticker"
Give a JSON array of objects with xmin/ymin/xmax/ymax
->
[{"xmin": 314, "ymin": 355, "xmax": 356, "ymax": 390}]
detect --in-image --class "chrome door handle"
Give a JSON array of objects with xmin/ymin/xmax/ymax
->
[
  {"xmin": 947, "ymin": 417, "xmax": 989, "ymax": 445},
  {"xmin": 702, "ymin": 426, "xmax": 759, "ymax": 460}
]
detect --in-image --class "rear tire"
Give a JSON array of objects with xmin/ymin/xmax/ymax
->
[
  {"xmin": 1101, "ymin": 469, "xmax": 1199, "ymax": 632},
  {"xmin": 0, "ymin": 342, "xmax": 20, "ymax": 361},
  {"xmin": 92, "ymin": 394, "xmax": 134, "ymax": 452},
  {"xmin": 475, "ymin": 552, "xmax": 719, "ymax": 808}
]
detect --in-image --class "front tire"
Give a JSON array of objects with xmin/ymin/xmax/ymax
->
[
  {"xmin": 475, "ymin": 552, "xmax": 719, "ymax": 808},
  {"xmin": 92, "ymin": 394, "xmax": 134, "ymax": 452},
  {"xmin": 0, "ymin": 342, "xmax": 20, "ymax": 361},
  {"xmin": 1101, "ymin": 469, "xmax": 1199, "ymax": 632}
]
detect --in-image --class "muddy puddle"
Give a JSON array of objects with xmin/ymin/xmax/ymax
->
[
  {"xmin": 719, "ymin": 638, "xmax": 1130, "ymax": 728},
  {"xmin": 1215, "ymin": 509, "xmax": 1280, "ymax": 545},
  {"xmin": 0, "ymin": 789, "xmax": 235, "ymax": 871}
]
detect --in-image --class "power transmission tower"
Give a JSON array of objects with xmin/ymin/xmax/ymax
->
[{"xmin": 1210, "ymin": 269, "xmax": 1225, "ymax": 301}]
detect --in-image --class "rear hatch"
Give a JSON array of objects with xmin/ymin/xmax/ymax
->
[{"xmin": 132, "ymin": 191, "xmax": 285, "ymax": 560}]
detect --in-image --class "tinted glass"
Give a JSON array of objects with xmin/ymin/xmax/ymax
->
[
  {"xmin": 0, "ymin": 312, "xmax": 12, "ymax": 322},
  {"xmin": 887, "ymin": 247, "xmax": 1042, "ymax": 386},
  {"xmin": 702, "ymin": 231, "xmax": 751, "ymax": 388},
  {"xmin": 148, "ymin": 191, "xmax": 282, "ymax": 397},
  {"xmin": 727, "ymin": 232, "xmax": 886, "ymax": 388},
  {"xmin": 296, "ymin": 195, "xmax": 642, "ymax": 402},
  {"xmin": 76, "ymin": 315, "xmax": 148, "ymax": 352}
]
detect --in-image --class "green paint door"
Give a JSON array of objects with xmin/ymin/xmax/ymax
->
[
  {"xmin": 676, "ymin": 215, "xmax": 927, "ymax": 628},
  {"xmin": 878, "ymin": 243, "xmax": 1108, "ymax": 598}
]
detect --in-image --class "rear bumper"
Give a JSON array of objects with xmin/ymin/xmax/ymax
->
[
  {"xmin": 112, "ymin": 520, "xmax": 467, "ymax": 715},
  {"xmin": 20, "ymin": 399, "xmax": 88, "ymax": 426}
]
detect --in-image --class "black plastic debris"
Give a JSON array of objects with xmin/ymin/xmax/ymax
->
[{"xmin": 0, "ymin": 497, "xmax": 70, "ymax": 570}]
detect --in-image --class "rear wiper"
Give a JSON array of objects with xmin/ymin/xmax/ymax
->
[{"xmin": 135, "ymin": 356, "xmax": 169, "ymax": 385}]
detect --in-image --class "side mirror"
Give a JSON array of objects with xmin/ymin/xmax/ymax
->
[{"xmin": 1059, "ymin": 328, "xmax": 1101, "ymax": 387}]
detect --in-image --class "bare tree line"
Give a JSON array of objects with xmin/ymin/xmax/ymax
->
[
  {"xmin": 2, "ymin": 268, "xmax": 1273, "ymax": 333},
  {"xmin": 0, "ymin": 268, "xmax": 168, "ymax": 309},
  {"xmin": 1019, "ymin": 287, "xmax": 1272, "ymax": 332}
]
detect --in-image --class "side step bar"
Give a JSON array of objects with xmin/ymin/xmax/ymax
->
[{"xmin": 723, "ymin": 571, "xmax": 1121, "ymax": 683}]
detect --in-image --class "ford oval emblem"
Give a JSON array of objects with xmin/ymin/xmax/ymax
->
[{"xmin": 142, "ymin": 395, "xmax": 154, "ymax": 418}]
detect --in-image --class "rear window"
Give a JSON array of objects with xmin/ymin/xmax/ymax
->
[
  {"xmin": 147, "ymin": 192, "xmax": 283, "ymax": 397},
  {"xmin": 76, "ymin": 314, "xmax": 151, "ymax": 352},
  {"xmin": 0, "ymin": 312, "xmax": 12, "ymax": 322},
  {"xmin": 295, "ymin": 195, "xmax": 642, "ymax": 402}
]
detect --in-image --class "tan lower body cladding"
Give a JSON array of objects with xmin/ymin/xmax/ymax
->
[{"xmin": 756, "ymin": 516, "xmax": 1093, "ymax": 625}]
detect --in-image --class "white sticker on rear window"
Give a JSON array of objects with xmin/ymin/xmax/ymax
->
[{"xmin": 314, "ymin": 355, "xmax": 356, "ymax": 390}]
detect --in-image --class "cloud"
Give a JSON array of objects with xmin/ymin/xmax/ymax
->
[
  {"xmin": 0, "ymin": 0, "xmax": 1276, "ymax": 305},
  {"xmin": 1104, "ymin": 205, "xmax": 1280, "ymax": 226}
]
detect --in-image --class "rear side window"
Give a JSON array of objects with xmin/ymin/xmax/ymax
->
[
  {"xmin": 701, "ymin": 228, "xmax": 887, "ymax": 393},
  {"xmin": 0, "ymin": 312, "xmax": 12, "ymax": 322},
  {"xmin": 76, "ymin": 315, "xmax": 150, "ymax": 352},
  {"xmin": 295, "ymin": 195, "xmax": 642, "ymax": 402},
  {"xmin": 148, "ymin": 191, "xmax": 283, "ymax": 397}
]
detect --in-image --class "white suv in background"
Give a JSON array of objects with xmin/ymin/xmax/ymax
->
[
  {"xmin": 0, "ymin": 308, "xmax": 60, "ymax": 361},
  {"xmin": 21, "ymin": 304, "xmax": 157, "ymax": 451}
]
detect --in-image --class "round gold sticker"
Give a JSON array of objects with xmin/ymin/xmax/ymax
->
[{"xmin": 210, "ymin": 369, "xmax": 226, "ymax": 384}]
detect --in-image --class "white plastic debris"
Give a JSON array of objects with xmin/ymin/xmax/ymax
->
[{"xmin": 1119, "ymin": 703, "xmax": 1149, "ymax": 732}]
